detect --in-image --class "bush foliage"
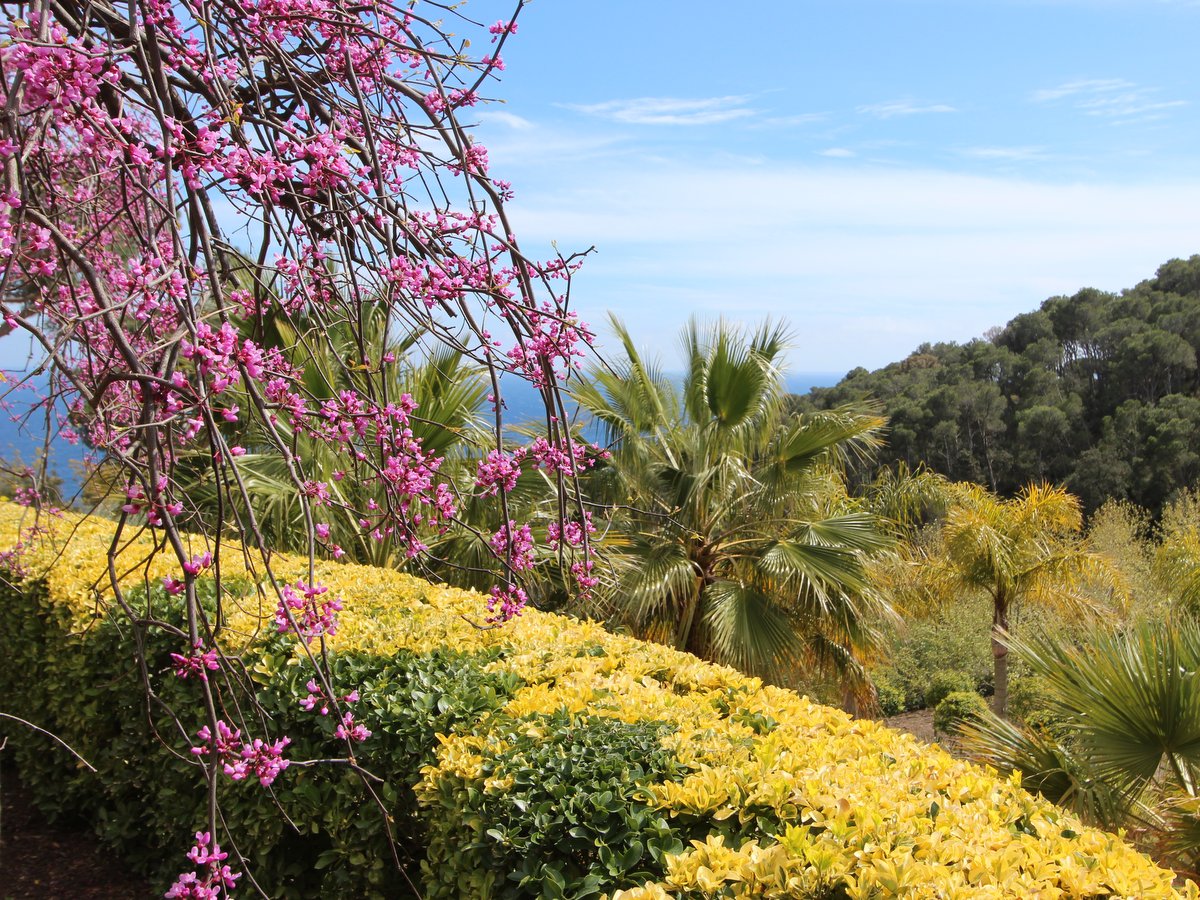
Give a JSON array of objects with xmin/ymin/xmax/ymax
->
[
  {"xmin": 0, "ymin": 504, "xmax": 1195, "ymax": 898},
  {"xmin": 934, "ymin": 691, "xmax": 991, "ymax": 736}
]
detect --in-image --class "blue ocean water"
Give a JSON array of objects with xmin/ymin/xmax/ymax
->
[
  {"xmin": 0, "ymin": 370, "xmax": 846, "ymax": 502},
  {"xmin": 0, "ymin": 375, "xmax": 88, "ymax": 499},
  {"xmin": 494, "ymin": 370, "xmax": 843, "ymax": 428}
]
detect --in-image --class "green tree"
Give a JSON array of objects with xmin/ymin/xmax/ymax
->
[
  {"xmin": 931, "ymin": 482, "xmax": 1114, "ymax": 715},
  {"xmin": 799, "ymin": 255, "xmax": 1200, "ymax": 517},
  {"xmin": 959, "ymin": 620, "xmax": 1200, "ymax": 876},
  {"xmin": 574, "ymin": 316, "xmax": 895, "ymax": 691}
]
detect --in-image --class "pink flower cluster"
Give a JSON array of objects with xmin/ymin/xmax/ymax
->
[
  {"xmin": 475, "ymin": 448, "xmax": 525, "ymax": 496},
  {"xmin": 490, "ymin": 520, "xmax": 535, "ymax": 572},
  {"xmin": 163, "ymin": 552, "xmax": 214, "ymax": 595},
  {"xmin": 171, "ymin": 643, "xmax": 221, "ymax": 680},
  {"xmin": 505, "ymin": 307, "xmax": 594, "ymax": 388},
  {"xmin": 335, "ymin": 712, "xmax": 371, "ymax": 743},
  {"xmin": 300, "ymin": 679, "xmax": 370, "ymax": 742},
  {"xmin": 529, "ymin": 437, "xmax": 607, "ymax": 477},
  {"xmin": 546, "ymin": 512, "xmax": 596, "ymax": 551},
  {"xmin": 273, "ymin": 580, "xmax": 343, "ymax": 643},
  {"xmin": 191, "ymin": 721, "xmax": 291, "ymax": 787},
  {"xmin": 299, "ymin": 678, "xmax": 358, "ymax": 716},
  {"xmin": 486, "ymin": 584, "xmax": 528, "ymax": 625},
  {"xmin": 165, "ymin": 832, "xmax": 240, "ymax": 899}
]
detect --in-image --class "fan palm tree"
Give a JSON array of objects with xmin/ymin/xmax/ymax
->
[
  {"xmin": 184, "ymin": 304, "xmax": 493, "ymax": 570},
  {"xmin": 573, "ymin": 315, "xmax": 895, "ymax": 690},
  {"xmin": 958, "ymin": 619, "xmax": 1200, "ymax": 875},
  {"xmin": 930, "ymin": 482, "xmax": 1116, "ymax": 715}
]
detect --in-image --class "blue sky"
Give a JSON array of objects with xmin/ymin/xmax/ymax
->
[
  {"xmin": 2, "ymin": 0, "xmax": 1195, "ymax": 378},
  {"xmin": 468, "ymin": 0, "xmax": 1200, "ymax": 374}
]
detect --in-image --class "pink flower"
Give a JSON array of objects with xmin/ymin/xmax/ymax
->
[
  {"xmin": 167, "ymin": 832, "xmax": 240, "ymax": 898},
  {"xmin": 335, "ymin": 711, "xmax": 371, "ymax": 743},
  {"xmin": 171, "ymin": 644, "xmax": 220, "ymax": 680},
  {"xmin": 485, "ymin": 584, "xmax": 528, "ymax": 624}
]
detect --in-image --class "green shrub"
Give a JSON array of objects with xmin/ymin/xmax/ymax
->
[
  {"xmin": 934, "ymin": 690, "xmax": 990, "ymax": 735},
  {"xmin": 2, "ymin": 506, "xmax": 1191, "ymax": 900},
  {"xmin": 0, "ymin": 576, "xmax": 524, "ymax": 898},
  {"xmin": 873, "ymin": 594, "xmax": 994, "ymax": 710},
  {"xmin": 925, "ymin": 670, "xmax": 976, "ymax": 710},
  {"xmin": 421, "ymin": 712, "xmax": 689, "ymax": 899},
  {"xmin": 872, "ymin": 672, "xmax": 906, "ymax": 717}
]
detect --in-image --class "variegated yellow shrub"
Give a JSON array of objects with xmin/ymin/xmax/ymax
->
[{"xmin": 1, "ymin": 503, "xmax": 1195, "ymax": 899}]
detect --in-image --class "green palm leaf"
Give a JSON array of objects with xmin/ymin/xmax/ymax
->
[
  {"xmin": 760, "ymin": 539, "xmax": 871, "ymax": 597},
  {"xmin": 702, "ymin": 578, "xmax": 804, "ymax": 679},
  {"xmin": 957, "ymin": 710, "xmax": 1126, "ymax": 826},
  {"xmin": 575, "ymin": 316, "xmax": 892, "ymax": 692},
  {"xmin": 1006, "ymin": 622, "xmax": 1200, "ymax": 795}
]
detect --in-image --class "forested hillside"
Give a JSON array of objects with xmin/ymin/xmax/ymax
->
[{"xmin": 800, "ymin": 255, "xmax": 1200, "ymax": 515}]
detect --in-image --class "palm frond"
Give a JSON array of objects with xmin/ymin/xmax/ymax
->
[
  {"xmin": 760, "ymin": 538, "xmax": 871, "ymax": 598},
  {"xmin": 607, "ymin": 538, "xmax": 698, "ymax": 625},
  {"xmin": 957, "ymin": 711, "xmax": 1128, "ymax": 827},
  {"xmin": 1005, "ymin": 621, "xmax": 1200, "ymax": 796},
  {"xmin": 702, "ymin": 578, "xmax": 804, "ymax": 679},
  {"xmin": 773, "ymin": 406, "xmax": 886, "ymax": 475}
]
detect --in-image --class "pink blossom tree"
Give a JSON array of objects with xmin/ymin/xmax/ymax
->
[{"xmin": 0, "ymin": 0, "xmax": 596, "ymax": 890}]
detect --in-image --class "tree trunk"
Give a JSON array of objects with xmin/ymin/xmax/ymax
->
[
  {"xmin": 675, "ymin": 579, "xmax": 702, "ymax": 652},
  {"xmin": 992, "ymin": 597, "xmax": 1009, "ymax": 716}
]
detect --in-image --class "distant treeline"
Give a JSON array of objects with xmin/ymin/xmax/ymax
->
[{"xmin": 799, "ymin": 255, "xmax": 1200, "ymax": 516}]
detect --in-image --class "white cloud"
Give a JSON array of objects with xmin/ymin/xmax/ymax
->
[
  {"xmin": 1030, "ymin": 78, "xmax": 1134, "ymax": 102},
  {"xmin": 476, "ymin": 110, "xmax": 536, "ymax": 130},
  {"xmin": 959, "ymin": 146, "xmax": 1050, "ymax": 161},
  {"xmin": 819, "ymin": 148, "xmax": 856, "ymax": 158},
  {"xmin": 1031, "ymin": 78, "xmax": 1187, "ymax": 121},
  {"xmin": 761, "ymin": 112, "xmax": 828, "ymax": 127},
  {"xmin": 500, "ymin": 151, "xmax": 1200, "ymax": 370},
  {"xmin": 857, "ymin": 100, "xmax": 958, "ymax": 119},
  {"xmin": 563, "ymin": 96, "xmax": 756, "ymax": 126}
]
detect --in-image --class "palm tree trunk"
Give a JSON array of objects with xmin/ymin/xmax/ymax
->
[
  {"xmin": 992, "ymin": 596, "xmax": 1009, "ymax": 716},
  {"xmin": 675, "ymin": 579, "xmax": 702, "ymax": 652}
]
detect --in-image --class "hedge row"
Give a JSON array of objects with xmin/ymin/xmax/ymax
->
[{"xmin": 0, "ymin": 503, "xmax": 1194, "ymax": 899}]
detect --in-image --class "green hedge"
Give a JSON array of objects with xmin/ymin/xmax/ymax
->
[
  {"xmin": 0, "ymin": 575, "xmax": 524, "ymax": 896},
  {"xmin": 0, "ymin": 505, "xmax": 1194, "ymax": 899}
]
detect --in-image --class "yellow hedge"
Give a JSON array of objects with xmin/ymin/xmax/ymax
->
[{"xmin": 1, "ymin": 502, "xmax": 1194, "ymax": 899}]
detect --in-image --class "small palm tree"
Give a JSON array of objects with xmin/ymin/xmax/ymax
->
[
  {"xmin": 184, "ymin": 304, "xmax": 492, "ymax": 570},
  {"xmin": 574, "ymin": 315, "xmax": 895, "ymax": 690},
  {"xmin": 929, "ymin": 482, "xmax": 1115, "ymax": 715},
  {"xmin": 958, "ymin": 619, "xmax": 1200, "ymax": 876}
]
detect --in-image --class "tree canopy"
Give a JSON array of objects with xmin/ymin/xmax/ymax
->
[
  {"xmin": 800, "ymin": 256, "xmax": 1200, "ymax": 516},
  {"xmin": 574, "ymin": 316, "xmax": 895, "ymax": 692}
]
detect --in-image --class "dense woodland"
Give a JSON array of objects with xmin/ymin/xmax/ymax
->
[{"xmin": 799, "ymin": 255, "xmax": 1200, "ymax": 517}]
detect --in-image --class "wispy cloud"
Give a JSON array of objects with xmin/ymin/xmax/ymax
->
[
  {"xmin": 1031, "ymin": 78, "xmax": 1187, "ymax": 122},
  {"xmin": 563, "ymin": 95, "xmax": 756, "ymax": 126},
  {"xmin": 1030, "ymin": 78, "xmax": 1133, "ymax": 102},
  {"xmin": 501, "ymin": 146, "xmax": 1200, "ymax": 369},
  {"xmin": 857, "ymin": 100, "xmax": 958, "ymax": 119},
  {"xmin": 476, "ymin": 111, "xmax": 536, "ymax": 130},
  {"xmin": 959, "ymin": 146, "xmax": 1050, "ymax": 162},
  {"xmin": 762, "ymin": 112, "xmax": 828, "ymax": 127},
  {"xmin": 819, "ymin": 147, "xmax": 856, "ymax": 158}
]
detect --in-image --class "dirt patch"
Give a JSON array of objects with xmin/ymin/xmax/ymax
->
[
  {"xmin": 884, "ymin": 708, "xmax": 979, "ymax": 759},
  {"xmin": 0, "ymin": 768, "xmax": 154, "ymax": 899},
  {"xmin": 884, "ymin": 708, "xmax": 938, "ymax": 743}
]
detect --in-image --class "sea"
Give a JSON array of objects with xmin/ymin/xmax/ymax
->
[{"xmin": 0, "ymin": 370, "xmax": 845, "ymax": 501}]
